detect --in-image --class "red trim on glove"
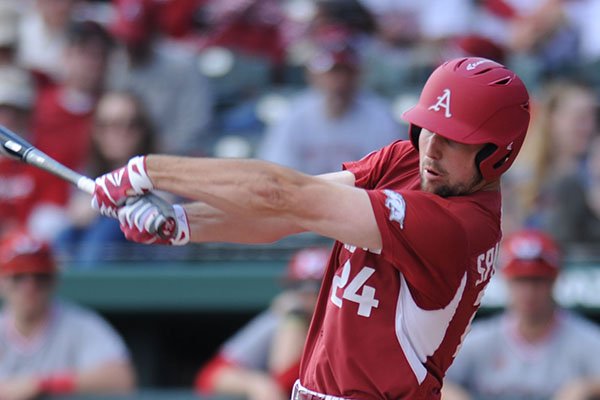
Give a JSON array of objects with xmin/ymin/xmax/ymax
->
[{"xmin": 38, "ymin": 374, "xmax": 76, "ymax": 394}]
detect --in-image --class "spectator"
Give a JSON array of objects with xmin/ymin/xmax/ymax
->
[
  {"xmin": 31, "ymin": 20, "xmax": 113, "ymax": 210},
  {"xmin": 470, "ymin": 0, "xmax": 581, "ymax": 82},
  {"xmin": 0, "ymin": 232, "xmax": 135, "ymax": 399},
  {"xmin": 257, "ymin": 39, "xmax": 399, "ymax": 174},
  {"xmin": 503, "ymin": 79, "xmax": 598, "ymax": 233},
  {"xmin": 195, "ymin": 247, "xmax": 330, "ymax": 400},
  {"xmin": 18, "ymin": 0, "xmax": 79, "ymax": 85},
  {"xmin": 108, "ymin": 0, "xmax": 213, "ymax": 155},
  {"xmin": 0, "ymin": 66, "xmax": 67, "ymax": 241},
  {"xmin": 54, "ymin": 90, "xmax": 156, "ymax": 266},
  {"xmin": 0, "ymin": 0, "xmax": 21, "ymax": 67},
  {"xmin": 443, "ymin": 229, "xmax": 600, "ymax": 400},
  {"xmin": 544, "ymin": 135, "xmax": 600, "ymax": 252}
]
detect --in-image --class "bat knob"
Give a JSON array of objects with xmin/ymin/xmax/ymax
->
[{"xmin": 158, "ymin": 217, "xmax": 176, "ymax": 240}]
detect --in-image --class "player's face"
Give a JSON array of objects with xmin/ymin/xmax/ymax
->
[{"xmin": 418, "ymin": 129, "xmax": 485, "ymax": 197}]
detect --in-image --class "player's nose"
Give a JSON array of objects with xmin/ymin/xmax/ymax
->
[{"xmin": 423, "ymin": 132, "xmax": 446, "ymax": 160}]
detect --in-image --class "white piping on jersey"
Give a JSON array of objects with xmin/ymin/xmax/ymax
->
[
  {"xmin": 294, "ymin": 380, "xmax": 352, "ymax": 400},
  {"xmin": 394, "ymin": 272, "xmax": 467, "ymax": 384}
]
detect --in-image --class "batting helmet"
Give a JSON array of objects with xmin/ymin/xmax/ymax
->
[
  {"xmin": 500, "ymin": 229, "xmax": 561, "ymax": 280},
  {"xmin": 402, "ymin": 57, "xmax": 530, "ymax": 182}
]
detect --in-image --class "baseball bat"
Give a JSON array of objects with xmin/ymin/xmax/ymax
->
[{"xmin": 0, "ymin": 124, "xmax": 176, "ymax": 239}]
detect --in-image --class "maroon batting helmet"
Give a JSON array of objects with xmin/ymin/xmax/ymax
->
[{"xmin": 402, "ymin": 57, "xmax": 530, "ymax": 182}]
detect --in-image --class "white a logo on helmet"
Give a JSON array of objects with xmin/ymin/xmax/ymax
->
[{"xmin": 428, "ymin": 88, "xmax": 452, "ymax": 118}]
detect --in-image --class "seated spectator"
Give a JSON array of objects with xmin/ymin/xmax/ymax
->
[
  {"xmin": 443, "ymin": 229, "xmax": 600, "ymax": 400},
  {"xmin": 31, "ymin": 20, "xmax": 113, "ymax": 209},
  {"xmin": 502, "ymin": 79, "xmax": 598, "ymax": 234},
  {"xmin": 195, "ymin": 247, "xmax": 330, "ymax": 400},
  {"xmin": 108, "ymin": 0, "xmax": 213, "ymax": 155},
  {"xmin": 0, "ymin": 232, "xmax": 135, "ymax": 399},
  {"xmin": 18, "ymin": 0, "xmax": 79, "ymax": 85},
  {"xmin": 0, "ymin": 0, "xmax": 21, "ymax": 67},
  {"xmin": 0, "ymin": 66, "xmax": 68, "ymax": 241},
  {"xmin": 257, "ymin": 39, "xmax": 399, "ymax": 175},
  {"xmin": 54, "ymin": 90, "xmax": 156, "ymax": 266},
  {"xmin": 544, "ymin": 135, "xmax": 600, "ymax": 252}
]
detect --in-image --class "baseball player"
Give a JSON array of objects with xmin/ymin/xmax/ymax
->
[
  {"xmin": 443, "ymin": 229, "xmax": 600, "ymax": 400},
  {"xmin": 92, "ymin": 57, "xmax": 531, "ymax": 399},
  {"xmin": 0, "ymin": 232, "xmax": 135, "ymax": 400}
]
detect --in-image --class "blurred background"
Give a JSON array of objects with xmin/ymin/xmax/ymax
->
[{"xmin": 0, "ymin": 0, "xmax": 599, "ymax": 399}]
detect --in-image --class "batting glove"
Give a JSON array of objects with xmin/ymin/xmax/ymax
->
[
  {"xmin": 118, "ymin": 196, "xmax": 190, "ymax": 246},
  {"xmin": 92, "ymin": 156, "xmax": 153, "ymax": 218}
]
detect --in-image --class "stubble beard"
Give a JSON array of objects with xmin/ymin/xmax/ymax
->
[{"xmin": 420, "ymin": 171, "xmax": 484, "ymax": 198}]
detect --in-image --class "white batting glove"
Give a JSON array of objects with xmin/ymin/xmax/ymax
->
[
  {"xmin": 92, "ymin": 156, "xmax": 154, "ymax": 218},
  {"xmin": 118, "ymin": 196, "xmax": 190, "ymax": 246}
]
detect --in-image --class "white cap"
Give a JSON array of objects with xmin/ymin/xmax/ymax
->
[{"xmin": 0, "ymin": 67, "xmax": 34, "ymax": 110}]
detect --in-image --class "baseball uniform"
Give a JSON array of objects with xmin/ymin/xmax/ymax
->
[{"xmin": 298, "ymin": 140, "xmax": 502, "ymax": 399}]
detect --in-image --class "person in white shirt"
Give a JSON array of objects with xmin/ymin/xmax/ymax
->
[
  {"xmin": 257, "ymin": 38, "xmax": 400, "ymax": 175},
  {"xmin": 0, "ymin": 232, "xmax": 135, "ymax": 400},
  {"xmin": 443, "ymin": 229, "xmax": 600, "ymax": 400}
]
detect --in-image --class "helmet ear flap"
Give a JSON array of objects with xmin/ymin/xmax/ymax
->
[
  {"xmin": 475, "ymin": 143, "xmax": 497, "ymax": 178},
  {"xmin": 409, "ymin": 124, "xmax": 422, "ymax": 149}
]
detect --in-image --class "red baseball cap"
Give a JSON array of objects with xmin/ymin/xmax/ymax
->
[
  {"xmin": 0, "ymin": 232, "xmax": 56, "ymax": 276},
  {"xmin": 111, "ymin": 0, "xmax": 154, "ymax": 45},
  {"xmin": 285, "ymin": 247, "xmax": 330, "ymax": 283},
  {"xmin": 500, "ymin": 229, "xmax": 561, "ymax": 280}
]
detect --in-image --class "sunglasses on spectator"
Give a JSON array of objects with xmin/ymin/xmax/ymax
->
[{"xmin": 8, "ymin": 273, "xmax": 54, "ymax": 286}]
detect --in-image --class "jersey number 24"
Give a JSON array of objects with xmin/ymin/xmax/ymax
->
[{"xmin": 331, "ymin": 260, "xmax": 380, "ymax": 317}]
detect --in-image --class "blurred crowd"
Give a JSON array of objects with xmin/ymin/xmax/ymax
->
[
  {"xmin": 0, "ymin": 1, "xmax": 599, "ymax": 399},
  {"xmin": 0, "ymin": 0, "xmax": 598, "ymax": 264}
]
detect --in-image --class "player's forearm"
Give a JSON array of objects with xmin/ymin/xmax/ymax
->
[
  {"xmin": 146, "ymin": 155, "xmax": 311, "ymax": 218},
  {"xmin": 183, "ymin": 202, "xmax": 305, "ymax": 244},
  {"xmin": 74, "ymin": 361, "xmax": 135, "ymax": 393}
]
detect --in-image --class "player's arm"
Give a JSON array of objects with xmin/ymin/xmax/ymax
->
[
  {"xmin": 182, "ymin": 170, "xmax": 356, "ymax": 243},
  {"xmin": 93, "ymin": 156, "xmax": 379, "ymax": 249},
  {"xmin": 73, "ymin": 361, "xmax": 136, "ymax": 393},
  {"xmin": 441, "ymin": 381, "xmax": 472, "ymax": 400},
  {"xmin": 144, "ymin": 156, "xmax": 380, "ymax": 249}
]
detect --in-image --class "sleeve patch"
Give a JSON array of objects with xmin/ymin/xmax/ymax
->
[{"xmin": 383, "ymin": 189, "xmax": 406, "ymax": 229}]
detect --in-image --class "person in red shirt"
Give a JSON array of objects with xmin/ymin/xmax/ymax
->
[
  {"xmin": 31, "ymin": 20, "xmax": 113, "ymax": 207},
  {"xmin": 0, "ymin": 66, "xmax": 67, "ymax": 240},
  {"xmin": 91, "ymin": 57, "xmax": 531, "ymax": 399}
]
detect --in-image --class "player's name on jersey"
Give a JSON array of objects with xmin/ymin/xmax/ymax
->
[{"xmin": 483, "ymin": 267, "xmax": 600, "ymax": 310}]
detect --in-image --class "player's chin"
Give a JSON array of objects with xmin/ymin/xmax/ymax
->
[{"xmin": 421, "ymin": 179, "xmax": 464, "ymax": 198}]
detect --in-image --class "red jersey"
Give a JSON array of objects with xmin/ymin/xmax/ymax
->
[
  {"xmin": 299, "ymin": 141, "xmax": 502, "ymax": 399},
  {"xmin": 0, "ymin": 158, "xmax": 66, "ymax": 230},
  {"xmin": 31, "ymin": 85, "xmax": 94, "ymax": 206}
]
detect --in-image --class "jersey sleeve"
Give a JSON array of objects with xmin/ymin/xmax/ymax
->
[
  {"xmin": 367, "ymin": 189, "xmax": 469, "ymax": 307},
  {"xmin": 343, "ymin": 140, "xmax": 405, "ymax": 189}
]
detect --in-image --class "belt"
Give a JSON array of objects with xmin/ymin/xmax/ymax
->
[{"xmin": 291, "ymin": 380, "xmax": 349, "ymax": 400}]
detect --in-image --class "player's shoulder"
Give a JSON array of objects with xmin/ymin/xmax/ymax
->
[{"xmin": 375, "ymin": 139, "xmax": 416, "ymax": 163}]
